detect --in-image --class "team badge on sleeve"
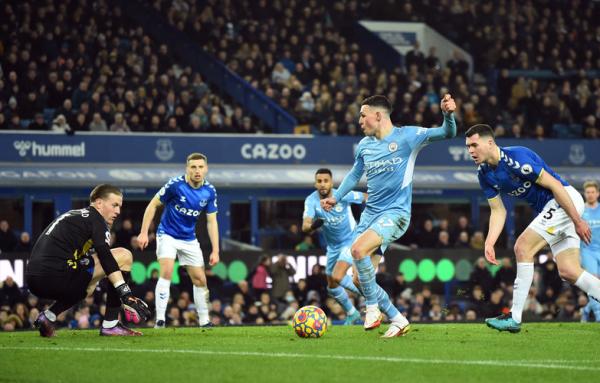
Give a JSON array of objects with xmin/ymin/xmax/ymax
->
[{"xmin": 521, "ymin": 164, "xmax": 533, "ymax": 175}]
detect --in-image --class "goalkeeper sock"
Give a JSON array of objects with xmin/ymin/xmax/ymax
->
[
  {"xmin": 575, "ymin": 271, "xmax": 600, "ymax": 305},
  {"xmin": 339, "ymin": 275, "xmax": 361, "ymax": 295},
  {"xmin": 155, "ymin": 277, "xmax": 171, "ymax": 322},
  {"xmin": 193, "ymin": 285, "xmax": 210, "ymax": 326},
  {"xmin": 327, "ymin": 286, "xmax": 356, "ymax": 315},
  {"xmin": 104, "ymin": 279, "xmax": 121, "ymax": 322},
  {"xmin": 510, "ymin": 262, "xmax": 534, "ymax": 323},
  {"xmin": 355, "ymin": 257, "xmax": 378, "ymax": 305}
]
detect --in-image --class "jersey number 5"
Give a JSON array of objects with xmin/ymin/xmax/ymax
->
[{"xmin": 543, "ymin": 208, "xmax": 556, "ymax": 220}]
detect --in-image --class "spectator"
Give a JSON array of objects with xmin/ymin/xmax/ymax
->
[
  {"xmin": 0, "ymin": 220, "xmax": 18, "ymax": 252},
  {"xmin": 51, "ymin": 114, "xmax": 72, "ymax": 134},
  {"xmin": 469, "ymin": 257, "xmax": 495, "ymax": 298},
  {"xmin": 88, "ymin": 113, "xmax": 108, "ymax": 131},
  {"xmin": 14, "ymin": 232, "xmax": 32, "ymax": 252},
  {"xmin": 27, "ymin": 113, "xmax": 49, "ymax": 130},
  {"xmin": 269, "ymin": 255, "xmax": 295, "ymax": 303},
  {"xmin": 250, "ymin": 255, "xmax": 271, "ymax": 298}
]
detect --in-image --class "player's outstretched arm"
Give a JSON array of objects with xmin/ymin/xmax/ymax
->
[
  {"xmin": 425, "ymin": 94, "xmax": 457, "ymax": 142},
  {"xmin": 206, "ymin": 212, "xmax": 220, "ymax": 266},
  {"xmin": 484, "ymin": 196, "xmax": 507, "ymax": 265},
  {"xmin": 536, "ymin": 171, "xmax": 592, "ymax": 244},
  {"xmin": 137, "ymin": 196, "xmax": 162, "ymax": 249}
]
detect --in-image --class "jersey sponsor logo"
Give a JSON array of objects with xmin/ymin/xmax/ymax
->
[
  {"xmin": 365, "ymin": 156, "xmax": 403, "ymax": 175},
  {"xmin": 388, "ymin": 142, "xmax": 398, "ymax": 152},
  {"xmin": 241, "ymin": 143, "xmax": 306, "ymax": 160},
  {"xmin": 174, "ymin": 204, "xmax": 200, "ymax": 217},
  {"xmin": 155, "ymin": 139, "xmax": 174, "ymax": 161},
  {"xmin": 13, "ymin": 140, "xmax": 85, "ymax": 158},
  {"xmin": 521, "ymin": 164, "xmax": 533, "ymax": 175},
  {"xmin": 508, "ymin": 181, "xmax": 532, "ymax": 197}
]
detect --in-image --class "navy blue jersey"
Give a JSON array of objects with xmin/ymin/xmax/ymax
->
[
  {"xmin": 156, "ymin": 176, "xmax": 218, "ymax": 241},
  {"xmin": 477, "ymin": 146, "xmax": 568, "ymax": 214}
]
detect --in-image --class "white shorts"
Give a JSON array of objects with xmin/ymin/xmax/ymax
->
[
  {"xmin": 156, "ymin": 233, "xmax": 204, "ymax": 267},
  {"xmin": 529, "ymin": 185, "xmax": 585, "ymax": 256}
]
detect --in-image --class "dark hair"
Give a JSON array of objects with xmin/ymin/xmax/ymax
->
[
  {"xmin": 315, "ymin": 168, "xmax": 332, "ymax": 177},
  {"xmin": 89, "ymin": 184, "xmax": 122, "ymax": 203},
  {"xmin": 361, "ymin": 95, "xmax": 392, "ymax": 114},
  {"xmin": 187, "ymin": 152, "xmax": 207, "ymax": 163},
  {"xmin": 465, "ymin": 124, "xmax": 495, "ymax": 139}
]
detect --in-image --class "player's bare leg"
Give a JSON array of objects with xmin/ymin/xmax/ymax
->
[
  {"xmin": 556, "ymin": 249, "xmax": 600, "ymax": 310},
  {"xmin": 187, "ymin": 265, "xmax": 212, "ymax": 327}
]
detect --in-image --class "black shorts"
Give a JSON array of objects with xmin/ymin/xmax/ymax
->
[{"xmin": 26, "ymin": 257, "xmax": 95, "ymax": 303}]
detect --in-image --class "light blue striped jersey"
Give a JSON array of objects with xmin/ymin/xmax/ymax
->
[
  {"xmin": 303, "ymin": 188, "xmax": 364, "ymax": 251},
  {"xmin": 335, "ymin": 126, "xmax": 437, "ymax": 216},
  {"xmin": 156, "ymin": 175, "xmax": 218, "ymax": 241},
  {"xmin": 582, "ymin": 204, "xmax": 600, "ymax": 253}
]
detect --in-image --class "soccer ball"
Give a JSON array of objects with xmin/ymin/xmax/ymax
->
[{"xmin": 292, "ymin": 305, "xmax": 327, "ymax": 338}]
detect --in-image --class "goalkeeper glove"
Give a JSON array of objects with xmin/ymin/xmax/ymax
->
[
  {"xmin": 116, "ymin": 283, "xmax": 151, "ymax": 324},
  {"xmin": 310, "ymin": 218, "xmax": 325, "ymax": 230}
]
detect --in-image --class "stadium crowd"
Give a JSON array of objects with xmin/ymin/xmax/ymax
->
[
  {"xmin": 1, "ymin": 0, "xmax": 598, "ymax": 138},
  {"xmin": 0, "ymin": 0, "xmax": 262, "ymax": 134}
]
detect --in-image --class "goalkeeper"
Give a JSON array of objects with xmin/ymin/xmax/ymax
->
[
  {"xmin": 302, "ymin": 168, "xmax": 366, "ymax": 325},
  {"xmin": 26, "ymin": 184, "xmax": 151, "ymax": 337}
]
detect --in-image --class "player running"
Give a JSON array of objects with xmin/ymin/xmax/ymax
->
[
  {"xmin": 322, "ymin": 94, "xmax": 457, "ymax": 337},
  {"xmin": 302, "ymin": 168, "xmax": 366, "ymax": 325}
]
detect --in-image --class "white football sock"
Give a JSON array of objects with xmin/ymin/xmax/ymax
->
[
  {"xmin": 155, "ymin": 277, "xmax": 171, "ymax": 322},
  {"xmin": 575, "ymin": 271, "xmax": 600, "ymax": 302},
  {"xmin": 510, "ymin": 262, "xmax": 534, "ymax": 323},
  {"xmin": 193, "ymin": 285, "xmax": 210, "ymax": 326}
]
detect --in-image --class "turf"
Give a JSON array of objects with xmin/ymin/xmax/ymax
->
[{"xmin": 1, "ymin": 323, "xmax": 599, "ymax": 383}]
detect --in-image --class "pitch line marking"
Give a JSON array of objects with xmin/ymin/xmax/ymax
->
[{"xmin": 3, "ymin": 346, "xmax": 599, "ymax": 372}]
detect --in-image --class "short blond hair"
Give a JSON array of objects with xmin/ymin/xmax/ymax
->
[
  {"xmin": 187, "ymin": 152, "xmax": 207, "ymax": 163},
  {"xmin": 583, "ymin": 180, "xmax": 599, "ymax": 191}
]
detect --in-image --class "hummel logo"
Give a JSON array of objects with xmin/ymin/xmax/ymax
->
[{"xmin": 180, "ymin": 196, "xmax": 186, "ymax": 203}]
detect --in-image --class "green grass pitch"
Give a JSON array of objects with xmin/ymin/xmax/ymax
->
[{"xmin": 1, "ymin": 323, "xmax": 599, "ymax": 383}]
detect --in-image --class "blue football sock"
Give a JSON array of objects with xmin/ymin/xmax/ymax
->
[
  {"xmin": 591, "ymin": 298, "xmax": 600, "ymax": 322},
  {"xmin": 339, "ymin": 274, "xmax": 361, "ymax": 295},
  {"xmin": 328, "ymin": 286, "xmax": 356, "ymax": 315},
  {"xmin": 375, "ymin": 284, "xmax": 400, "ymax": 319},
  {"xmin": 355, "ymin": 257, "xmax": 378, "ymax": 305}
]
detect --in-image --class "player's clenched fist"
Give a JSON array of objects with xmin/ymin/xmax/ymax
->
[{"xmin": 441, "ymin": 94, "xmax": 456, "ymax": 113}]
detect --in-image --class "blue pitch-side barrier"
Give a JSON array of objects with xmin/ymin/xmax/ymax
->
[{"xmin": 1, "ymin": 131, "xmax": 598, "ymax": 167}]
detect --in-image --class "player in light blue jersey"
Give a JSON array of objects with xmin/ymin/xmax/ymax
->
[
  {"xmin": 302, "ymin": 168, "xmax": 366, "ymax": 325},
  {"xmin": 580, "ymin": 180, "xmax": 600, "ymax": 322},
  {"xmin": 322, "ymin": 94, "xmax": 457, "ymax": 337},
  {"xmin": 465, "ymin": 124, "xmax": 596, "ymax": 333},
  {"xmin": 137, "ymin": 153, "xmax": 220, "ymax": 328}
]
